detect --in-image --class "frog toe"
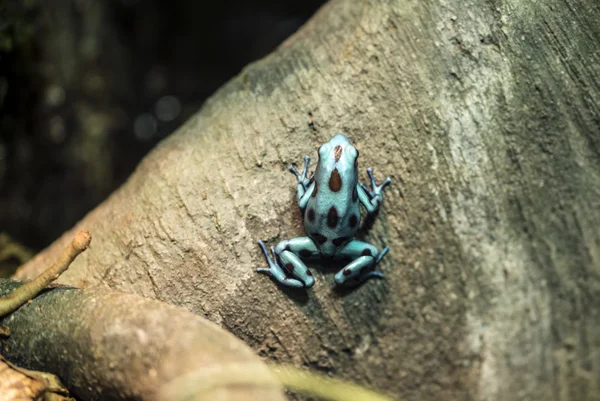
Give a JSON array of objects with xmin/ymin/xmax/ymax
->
[
  {"xmin": 365, "ymin": 271, "xmax": 385, "ymax": 279},
  {"xmin": 376, "ymin": 246, "xmax": 390, "ymax": 264}
]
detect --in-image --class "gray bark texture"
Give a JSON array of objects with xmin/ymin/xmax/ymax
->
[{"xmin": 15, "ymin": 0, "xmax": 600, "ymax": 400}]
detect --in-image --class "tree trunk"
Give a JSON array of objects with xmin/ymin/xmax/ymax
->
[{"xmin": 15, "ymin": 0, "xmax": 600, "ymax": 400}]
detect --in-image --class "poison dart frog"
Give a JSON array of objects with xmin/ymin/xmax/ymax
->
[{"xmin": 257, "ymin": 134, "xmax": 391, "ymax": 288}]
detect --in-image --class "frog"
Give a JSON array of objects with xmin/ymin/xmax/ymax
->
[{"xmin": 257, "ymin": 133, "xmax": 391, "ymax": 288}]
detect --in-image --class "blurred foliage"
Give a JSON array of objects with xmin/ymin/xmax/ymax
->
[
  {"xmin": 0, "ymin": 232, "xmax": 32, "ymax": 278},
  {"xmin": 0, "ymin": 0, "xmax": 326, "ymax": 251},
  {"xmin": 0, "ymin": 0, "xmax": 38, "ymax": 53}
]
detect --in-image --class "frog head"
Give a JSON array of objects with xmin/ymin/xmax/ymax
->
[{"xmin": 316, "ymin": 133, "xmax": 359, "ymax": 177}]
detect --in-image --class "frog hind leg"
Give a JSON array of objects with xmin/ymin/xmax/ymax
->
[
  {"xmin": 256, "ymin": 237, "xmax": 317, "ymax": 288},
  {"xmin": 333, "ymin": 240, "xmax": 389, "ymax": 285}
]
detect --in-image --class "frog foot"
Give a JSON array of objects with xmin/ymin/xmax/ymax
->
[
  {"xmin": 289, "ymin": 156, "xmax": 311, "ymax": 190},
  {"xmin": 335, "ymin": 245, "xmax": 390, "ymax": 286},
  {"xmin": 358, "ymin": 245, "xmax": 390, "ymax": 282},
  {"xmin": 256, "ymin": 240, "xmax": 304, "ymax": 288},
  {"xmin": 366, "ymin": 167, "xmax": 391, "ymax": 199}
]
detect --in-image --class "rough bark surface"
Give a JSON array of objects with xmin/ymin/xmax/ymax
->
[
  {"xmin": 15, "ymin": 0, "xmax": 600, "ymax": 400},
  {"xmin": 0, "ymin": 280, "xmax": 284, "ymax": 401}
]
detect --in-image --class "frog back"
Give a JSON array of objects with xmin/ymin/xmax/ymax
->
[{"xmin": 303, "ymin": 150, "xmax": 360, "ymax": 256}]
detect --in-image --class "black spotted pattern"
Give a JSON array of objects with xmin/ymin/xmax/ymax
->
[
  {"xmin": 362, "ymin": 249, "xmax": 372, "ymax": 256},
  {"xmin": 310, "ymin": 233, "xmax": 327, "ymax": 245},
  {"xmin": 332, "ymin": 237, "xmax": 348, "ymax": 246},
  {"xmin": 307, "ymin": 208, "xmax": 315, "ymax": 222},
  {"xmin": 327, "ymin": 206, "xmax": 339, "ymax": 228},
  {"xmin": 299, "ymin": 249, "xmax": 312, "ymax": 258},
  {"xmin": 349, "ymin": 214, "xmax": 358, "ymax": 228}
]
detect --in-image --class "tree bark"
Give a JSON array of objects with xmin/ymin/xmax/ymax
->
[
  {"xmin": 15, "ymin": 0, "xmax": 600, "ymax": 400},
  {"xmin": 0, "ymin": 279, "xmax": 284, "ymax": 401}
]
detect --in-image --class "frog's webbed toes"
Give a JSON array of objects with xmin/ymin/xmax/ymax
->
[
  {"xmin": 365, "ymin": 271, "xmax": 385, "ymax": 279},
  {"xmin": 376, "ymin": 245, "xmax": 390, "ymax": 264},
  {"xmin": 289, "ymin": 156, "xmax": 312, "ymax": 188},
  {"xmin": 303, "ymin": 155, "xmax": 310, "ymax": 167},
  {"xmin": 380, "ymin": 177, "xmax": 392, "ymax": 190},
  {"xmin": 359, "ymin": 182, "xmax": 375, "ymax": 198},
  {"xmin": 365, "ymin": 168, "xmax": 391, "ymax": 201},
  {"xmin": 288, "ymin": 165, "xmax": 301, "ymax": 177}
]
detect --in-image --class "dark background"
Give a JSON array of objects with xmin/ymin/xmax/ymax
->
[{"xmin": 0, "ymin": 0, "xmax": 326, "ymax": 254}]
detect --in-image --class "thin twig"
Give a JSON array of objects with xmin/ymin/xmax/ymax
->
[{"xmin": 0, "ymin": 230, "xmax": 91, "ymax": 317}]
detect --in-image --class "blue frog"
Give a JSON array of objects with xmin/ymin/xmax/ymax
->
[{"xmin": 257, "ymin": 134, "xmax": 391, "ymax": 288}]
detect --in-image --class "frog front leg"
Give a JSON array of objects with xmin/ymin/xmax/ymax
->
[
  {"xmin": 256, "ymin": 237, "xmax": 318, "ymax": 288},
  {"xmin": 289, "ymin": 156, "xmax": 314, "ymax": 209},
  {"xmin": 333, "ymin": 240, "xmax": 390, "ymax": 285},
  {"xmin": 358, "ymin": 167, "xmax": 391, "ymax": 214}
]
